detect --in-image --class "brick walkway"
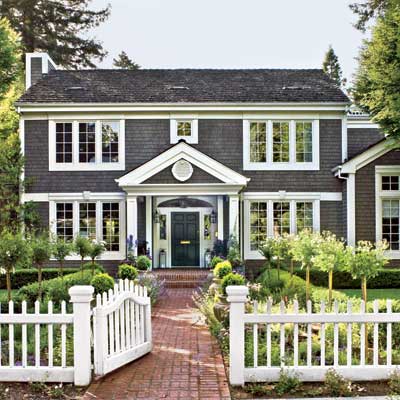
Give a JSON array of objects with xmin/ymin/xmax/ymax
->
[{"xmin": 84, "ymin": 289, "xmax": 231, "ymax": 400}]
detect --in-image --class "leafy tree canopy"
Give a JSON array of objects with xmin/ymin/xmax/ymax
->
[
  {"xmin": 113, "ymin": 51, "xmax": 140, "ymax": 70},
  {"xmin": 350, "ymin": 0, "xmax": 390, "ymax": 31},
  {"xmin": 0, "ymin": 17, "xmax": 22, "ymax": 100},
  {"xmin": 352, "ymin": 3, "xmax": 400, "ymax": 139},
  {"xmin": 322, "ymin": 45, "xmax": 346, "ymax": 87},
  {"xmin": 1, "ymin": 0, "xmax": 111, "ymax": 68}
]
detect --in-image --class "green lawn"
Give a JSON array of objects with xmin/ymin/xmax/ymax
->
[{"xmin": 339, "ymin": 288, "xmax": 400, "ymax": 301}]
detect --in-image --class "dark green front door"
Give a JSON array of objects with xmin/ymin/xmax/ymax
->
[{"xmin": 171, "ymin": 212, "xmax": 200, "ymax": 267}]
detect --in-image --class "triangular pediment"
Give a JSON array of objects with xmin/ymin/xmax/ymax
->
[{"xmin": 116, "ymin": 141, "xmax": 249, "ymax": 187}]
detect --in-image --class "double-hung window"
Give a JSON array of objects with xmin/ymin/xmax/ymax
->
[
  {"xmin": 244, "ymin": 119, "xmax": 319, "ymax": 170},
  {"xmin": 246, "ymin": 198, "xmax": 318, "ymax": 257},
  {"xmin": 50, "ymin": 119, "xmax": 125, "ymax": 171}
]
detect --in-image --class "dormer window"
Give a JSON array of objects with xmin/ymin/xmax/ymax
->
[{"xmin": 170, "ymin": 119, "xmax": 198, "ymax": 144}]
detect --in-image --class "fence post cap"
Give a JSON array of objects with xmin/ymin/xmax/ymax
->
[
  {"xmin": 226, "ymin": 285, "xmax": 248, "ymax": 302},
  {"xmin": 69, "ymin": 285, "xmax": 94, "ymax": 303}
]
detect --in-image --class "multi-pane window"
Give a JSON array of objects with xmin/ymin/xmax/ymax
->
[
  {"xmin": 296, "ymin": 122, "xmax": 313, "ymax": 162},
  {"xmin": 272, "ymin": 122, "xmax": 290, "ymax": 162},
  {"xmin": 296, "ymin": 202, "xmax": 314, "ymax": 232},
  {"xmin": 56, "ymin": 203, "xmax": 74, "ymax": 241},
  {"xmin": 56, "ymin": 123, "xmax": 73, "ymax": 163},
  {"xmin": 177, "ymin": 121, "xmax": 192, "ymax": 137},
  {"xmin": 382, "ymin": 176, "xmax": 400, "ymax": 191},
  {"xmin": 382, "ymin": 200, "xmax": 400, "ymax": 250},
  {"xmin": 102, "ymin": 202, "xmax": 120, "ymax": 251},
  {"xmin": 79, "ymin": 122, "xmax": 96, "ymax": 163},
  {"xmin": 79, "ymin": 203, "xmax": 97, "ymax": 240},
  {"xmin": 249, "ymin": 122, "xmax": 267, "ymax": 163},
  {"xmin": 273, "ymin": 202, "xmax": 290, "ymax": 236},
  {"xmin": 102, "ymin": 121, "xmax": 119, "ymax": 163},
  {"xmin": 250, "ymin": 202, "xmax": 267, "ymax": 251}
]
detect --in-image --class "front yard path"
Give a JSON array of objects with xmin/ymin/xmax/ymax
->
[{"xmin": 84, "ymin": 288, "xmax": 231, "ymax": 400}]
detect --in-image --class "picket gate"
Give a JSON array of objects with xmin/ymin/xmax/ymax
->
[
  {"xmin": 93, "ymin": 279, "xmax": 152, "ymax": 376},
  {"xmin": 227, "ymin": 285, "xmax": 400, "ymax": 385}
]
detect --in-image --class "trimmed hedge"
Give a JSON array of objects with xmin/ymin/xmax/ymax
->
[
  {"xmin": 293, "ymin": 268, "xmax": 400, "ymax": 289},
  {"xmin": 0, "ymin": 268, "xmax": 81, "ymax": 290}
]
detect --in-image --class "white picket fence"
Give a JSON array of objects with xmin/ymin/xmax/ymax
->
[
  {"xmin": 0, "ymin": 281, "xmax": 152, "ymax": 386},
  {"xmin": 93, "ymin": 279, "xmax": 152, "ymax": 376},
  {"xmin": 227, "ymin": 285, "xmax": 400, "ymax": 385}
]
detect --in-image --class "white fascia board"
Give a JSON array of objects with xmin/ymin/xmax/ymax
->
[
  {"xmin": 16, "ymin": 102, "xmax": 349, "ymax": 113},
  {"xmin": 116, "ymin": 142, "xmax": 249, "ymax": 186},
  {"xmin": 242, "ymin": 192, "xmax": 342, "ymax": 201},
  {"xmin": 341, "ymin": 140, "xmax": 394, "ymax": 174},
  {"xmin": 122, "ymin": 184, "xmax": 244, "ymax": 196},
  {"xmin": 23, "ymin": 192, "xmax": 126, "ymax": 202}
]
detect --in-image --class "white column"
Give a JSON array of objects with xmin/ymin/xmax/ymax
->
[
  {"xmin": 69, "ymin": 285, "xmax": 94, "ymax": 386},
  {"xmin": 217, "ymin": 195, "xmax": 224, "ymax": 241},
  {"xmin": 126, "ymin": 196, "xmax": 138, "ymax": 256},
  {"xmin": 146, "ymin": 196, "xmax": 153, "ymax": 262},
  {"xmin": 347, "ymin": 173, "xmax": 356, "ymax": 246},
  {"xmin": 226, "ymin": 285, "xmax": 248, "ymax": 386},
  {"xmin": 229, "ymin": 194, "xmax": 239, "ymax": 239}
]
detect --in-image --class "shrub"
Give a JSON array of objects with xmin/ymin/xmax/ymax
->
[
  {"xmin": 91, "ymin": 273, "xmax": 115, "ymax": 294},
  {"xmin": 136, "ymin": 255, "xmax": 151, "ymax": 271},
  {"xmin": 118, "ymin": 264, "xmax": 138, "ymax": 280},
  {"xmin": 221, "ymin": 272, "xmax": 246, "ymax": 295},
  {"xmin": 52, "ymin": 238, "xmax": 73, "ymax": 278},
  {"xmin": 213, "ymin": 260, "xmax": 232, "ymax": 279},
  {"xmin": 389, "ymin": 369, "xmax": 400, "ymax": 395},
  {"xmin": 275, "ymin": 369, "xmax": 301, "ymax": 395},
  {"xmin": 137, "ymin": 272, "xmax": 165, "ymax": 305},
  {"xmin": 211, "ymin": 256, "xmax": 224, "ymax": 269},
  {"xmin": 82, "ymin": 261, "xmax": 104, "ymax": 272},
  {"xmin": 324, "ymin": 369, "xmax": 352, "ymax": 397}
]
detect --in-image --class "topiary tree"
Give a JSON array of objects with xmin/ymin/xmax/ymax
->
[
  {"xmin": 289, "ymin": 230, "xmax": 322, "ymax": 302},
  {"xmin": 52, "ymin": 238, "xmax": 73, "ymax": 278},
  {"xmin": 88, "ymin": 240, "xmax": 105, "ymax": 276},
  {"xmin": 211, "ymin": 256, "xmax": 224, "ymax": 269},
  {"xmin": 213, "ymin": 260, "xmax": 232, "ymax": 279},
  {"xmin": 118, "ymin": 264, "xmax": 138, "ymax": 281},
  {"xmin": 91, "ymin": 273, "xmax": 115, "ymax": 295},
  {"xmin": 0, "ymin": 230, "xmax": 29, "ymax": 301},
  {"xmin": 259, "ymin": 237, "xmax": 277, "ymax": 279},
  {"xmin": 74, "ymin": 236, "xmax": 91, "ymax": 277},
  {"xmin": 272, "ymin": 235, "xmax": 290, "ymax": 280},
  {"xmin": 136, "ymin": 255, "xmax": 151, "ymax": 271},
  {"xmin": 347, "ymin": 240, "xmax": 388, "ymax": 302},
  {"xmin": 221, "ymin": 272, "xmax": 246, "ymax": 295},
  {"xmin": 30, "ymin": 235, "xmax": 52, "ymax": 300},
  {"xmin": 312, "ymin": 232, "xmax": 349, "ymax": 308}
]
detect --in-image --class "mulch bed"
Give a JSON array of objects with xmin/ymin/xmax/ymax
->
[{"xmin": 0, "ymin": 383, "xmax": 86, "ymax": 399}]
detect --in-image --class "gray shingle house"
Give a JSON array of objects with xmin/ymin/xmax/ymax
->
[{"xmin": 18, "ymin": 52, "xmax": 398, "ymax": 272}]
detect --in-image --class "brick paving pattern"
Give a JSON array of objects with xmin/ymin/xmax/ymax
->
[{"xmin": 84, "ymin": 288, "xmax": 231, "ymax": 400}]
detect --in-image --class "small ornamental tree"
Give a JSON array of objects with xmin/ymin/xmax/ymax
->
[
  {"xmin": 52, "ymin": 238, "xmax": 73, "ymax": 278},
  {"xmin": 30, "ymin": 235, "xmax": 52, "ymax": 300},
  {"xmin": 290, "ymin": 230, "xmax": 321, "ymax": 302},
  {"xmin": 74, "ymin": 236, "xmax": 91, "ymax": 277},
  {"xmin": 272, "ymin": 235, "xmax": 290, "ymax": 280},
  {"xmin": 259, "ymin": 237, "xmax": 276, "ymax": 279},
  {"xmin": 312, "ymin": 232, "xmax": 348, "ymax": 307},
  {"xmin": 88, "ymin": 240, "xmax": 105, "ymax": 275},
  {"xmin": 347, "ymin": 240, "xmax": 388, "ymax": 302},
  {"xmin": 0, "ymin": 230, "xmax": 29, "ymax": 301}
]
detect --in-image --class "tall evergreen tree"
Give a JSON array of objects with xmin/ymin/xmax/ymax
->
[
  {"xmin": 350, "ymin": 0, "xmax": 390, "ymax": 31},
  {"xmin": 322, "ymin": 45, "xmax": 346, "ymax": 87},
  {"xmin": 113, "ymin": 51, "xmax": 140, "ymax": 70},
  {"xmin": 352, "ymin": 3, "xmax": 400, "ymax": 140},
  {"xmin": 1, "ymin": 0, "xmax": 111, "ymax": 68}
]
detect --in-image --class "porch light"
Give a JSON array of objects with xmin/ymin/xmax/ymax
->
[
  {"xmin": 210, "ymin": 210, "xmax": 217, "ymax": 224},
  {"xmin": 153, "ymin": 210, "xmax": 160, "ymax": 223}
]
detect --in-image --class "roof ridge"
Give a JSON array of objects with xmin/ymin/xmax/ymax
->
[{"xmin": 53, "ymin": 68, "xmax": 326, "ymax": 72}]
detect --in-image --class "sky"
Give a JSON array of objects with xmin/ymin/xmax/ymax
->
[{"xmin": 91, "ymin": 0, "xmax": 366, "ymax": 83}]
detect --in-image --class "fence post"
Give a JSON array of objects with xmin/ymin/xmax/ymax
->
[
  {"xmin": 69, "ymin": 285, "xmax": 94, "ymax": 386},
  {"xmin": 226, "ymin": 285, "xmax": 248, "ymax": 386}
]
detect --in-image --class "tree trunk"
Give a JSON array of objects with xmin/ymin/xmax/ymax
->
[
  {"xmin": 59, "ymin": 260, "xmax": 64, "ymax": 279},
  {"xmin": 91, "ymin": 259, "xmax": 95, "ymax": 276},
  {"xmin": 290, "ymin": 259, "xmax": 294, "ymax": 278},
  {"xmin": 6, "ymin": 269, "xmax": 12, "ymax": 302},
  {"xmin": 361, "ymin": 276, "xmax": 369, "ymax": 362},
  {"xmin": 38, "ymin": 264, "xmax": 43, "ymax": 301},
  {"xmin": 81, "ymin": 258, "xmax": 84, "ymax": 278},
  {"xmin": 277, "ymin": 259, "xmax": 280, "ymax": 280},
  {"xmin": 306, "ymin": 265, "xmax": 310, "ymax": 303},
  {"xmin": 362, "ymin": 277, "xmax": 368, "ymax": 302},
  {"xmin": 328, "ymin": 270, "xmax": 333, "ymax": 309}
]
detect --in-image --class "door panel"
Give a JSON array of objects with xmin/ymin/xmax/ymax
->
[{"xmin": 171, "ymin": 212, "xmax": 200, "ymax": 266}]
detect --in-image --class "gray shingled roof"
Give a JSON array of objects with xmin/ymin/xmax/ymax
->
[{"xmin": 18, "ymin": 69, "xmax": 349, "ymax": 104}]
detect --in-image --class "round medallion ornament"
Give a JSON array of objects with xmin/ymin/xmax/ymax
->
[{"xmin": 172, "ymin": 159, "xmax": 193, "ymax": 182}]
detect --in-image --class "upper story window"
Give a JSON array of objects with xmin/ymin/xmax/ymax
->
[
  {"xmin": 170, "ymin": 119, "xmax": 198, "ymax": 144},
  {"xmin": 49, "ymin": 119, "xmax": 125, "ymax": 171},
  {"xmin": 382, "ymin": 176, "xmax": 400, "ymax": 191},
  {"xmin": 243, "ymin": 119, "xmax": 319, "ymax": 171}
]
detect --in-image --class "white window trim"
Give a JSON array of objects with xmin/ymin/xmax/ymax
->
[
  {"xmin": 49, "ymin": 196, "xmax": 126, "ymax": 260},
  {"xmin": 49, "ymin": 119, "xmax": 125, "ymax": 171},
  {"xmin": 243, "ymin": 119, "xmax": 319, "ymax": 170},
  {"xmin": 170, "ymin": 119, "xmax": 198, "ymax": 144},
  {"xmin": 244, "ymin": 197, "xmax": 320, "ymax": 260},
  {"xmin": 375, "ymin": 166, "xmax": 400, "ymax": 259}
]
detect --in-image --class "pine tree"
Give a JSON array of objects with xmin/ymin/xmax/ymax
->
[
  {"xmin": 113, "ymin": 51, "xmax": 140, "ymax": 70},
  {"xmin": 322, "ymin": 46, "xmax": 346, "ymax": 87},
  {"xmin": 350, "ymin": 0, "xmax": 390, "ymax": 31},
  {"xmin": 1, "ymin": 0, "xmax": 110, "ymax": 68}
]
